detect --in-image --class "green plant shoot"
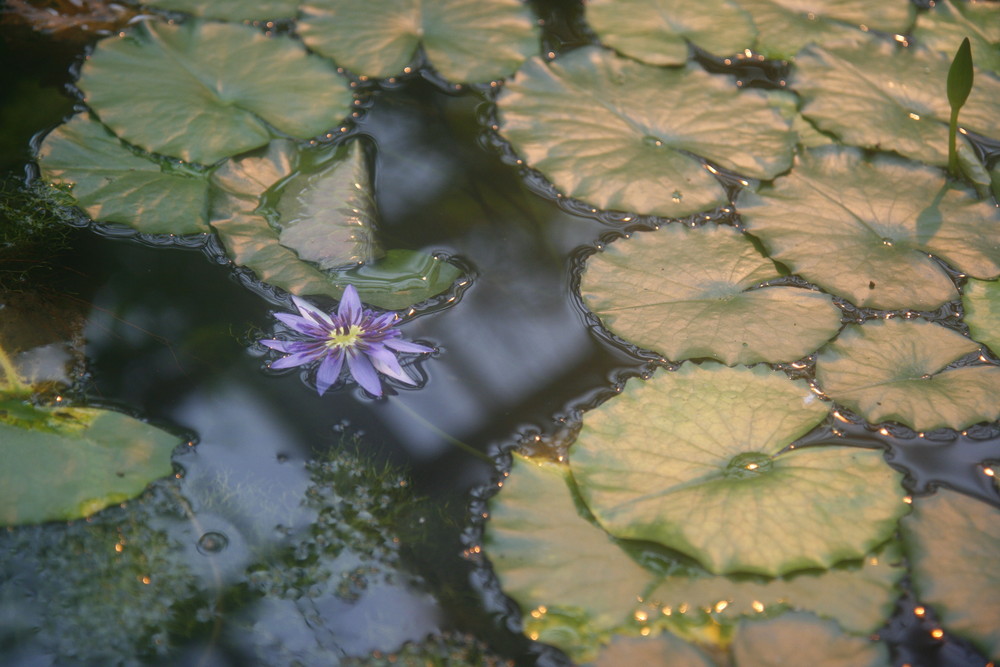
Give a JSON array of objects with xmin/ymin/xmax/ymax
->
[{"xmin": 947, "ymin": 37, "xmax": 974, "ymax": 179}]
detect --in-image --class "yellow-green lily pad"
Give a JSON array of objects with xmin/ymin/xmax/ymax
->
[
  {"xmin": 78, "ymin": 20, "xmax": 352, "ymax": 164},
  {"xmin": 299, "ymin": 0, "xmax": 538, "ymax": 83},
  {"xmin": 913, "ymin": 0, "xmax": 1000, "ymax": 76},
  {"xmin": 793, "ymin": 39, "xmax": 1000, "ymax": 167},
  {"xmin": 901, "ymin": 488, "xmax": 1000, "ymax": 661},
  {"xmin": 963, "ymin": 278, "xmax": 1000, "ymax": 358},
  {"xmin": 732, "ymin": 612, "xmax": 891, "ymax": 667},
  {"xmin": 36, "ymin": 113, "xmax": 211, "ymax": 234},
  {"xmin": 497, "ymin": 46, "xmax": 794, "ymax": 218},
  {"xmin": 580, "ymin": 224, "xmax": 842, "ymax": 365},
  {"xmin": 738, "ymin": 147, "xmax": 1000, "ymax": 310},
  {"xmin": 0, "ymin": 403, "xmax": 179, "ymax": 526},
  {"xmin": 570, "ymin": 364, "xmax": 908, "ymax": 576},
  {"xmin": 814, "ymin": 318, "xmax": 1000, "ymax": 431},
  {"xmin": 585, "ymin": 0, "xmax": 755, "ymax": 65}
]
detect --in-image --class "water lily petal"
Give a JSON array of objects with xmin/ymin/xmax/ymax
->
[
  {"xmin": 383, "ymin": 338, "xmax": 434, "ymax": 354},
  {"xmin": 291, "ymin": 295, "xmax": 336, "ymax": 328},
  {"xmin": 314, "ymin": 350, "xmax": 345, "ymax": 396},
  {"xmin": 269, "ymin": 349, "xmax": 324, "ymax": 369},
  {"xmin": 367, "ymin": 346, "xmax": 417, "ymax": 385},
  {"xmin": 338, "ymin": 284, "xmax": 363, "ymax": 326},
  {"xmin": 347, "ymin": 351, "xmax": 383, "ymax": 397},
  {"xmin": 273, "ymin": 312, "xmax": 325, "ymax": 336},
  {"xmin": 260, "ymin": 339, "xmax": 314, "ymax": 354}
]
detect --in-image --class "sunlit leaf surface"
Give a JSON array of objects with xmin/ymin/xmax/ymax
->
[
  {"xmin": 0, "ymin": 404, "xmax": 179, "ymax": 525},
  {"xmin": 793, "ymin": 40, "xmax": 1000, "ymax": 166},
  {"xmin": 963, "ymin": 278, "xmax": 1000, "ymax": 358},
  {"xmin": 585, "ymin": 0, "xmax": 755, "ymax": 65},
  {"xmin": 644, "ymin": 543, "xmax": 903, "ymax": 636},
  {"xmin": 485, "ymin": 454, "xmax": 655, "ymax": 662},
  {"xmin": 37, "ymin": 113, "xmax": 210, "ymax": 234},
  {"xmin": 913, "ymin": 0, "xmax": 1000, "ymax": 76},
  {"xmin": 901, "ymin": 488, "xmax": 1000, "ymax": 661},
  {"xmin": 142, "ymin": 0, "xmax": 299, "ymax": 20},
  {"xmin": 299, "ymin": 0, "xmax": 538, "ymax": 82},
  {"xmin": 570, "ymin": 364, "xmax": 907, "ymax": 576},
  {"xmin": 78, "ymin": 20, "xmax": 352, "ymax": 164},
  {"xmin": 734, "ymin": 0, "xmax": 914, "ymax": 60},
  {"xmin": 738, "ymin": 147, "xmax": 1000, "ymax": 310},
  {"xmin": 211, "ymin": 140, "xmax": 459, "ymax": 309},
  {"xmin": 590, "ymin": 634, "xmax": 714, "ymax": 667},
  {"xmin": 732, "ymin": 612, "xmax": 891, "ymax": 667},
  {"xmin": 581, "ymin": 224, "xmax": 841, "ymax": 365},
  {"xmin": 497, "ymin": 46, "xmax": 793, "ymax": 218},
  {"xmin": 815, "ymin": 318, "xmax": 1000, "ymax": 431}
]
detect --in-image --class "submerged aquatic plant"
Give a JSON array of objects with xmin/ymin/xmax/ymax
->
[{"xmin": 262, "ymin": 285, "xmax": 433, "ymax": 397}]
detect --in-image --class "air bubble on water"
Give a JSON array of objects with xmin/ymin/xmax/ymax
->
[{"xmin": 197, "ymin": 532, "xmax": 229, "ymax": 555}]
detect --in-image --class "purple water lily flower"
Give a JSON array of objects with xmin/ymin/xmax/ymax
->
[{"xmin": 261, "ymin": 285, "xmax": 433, "ymax": 397}]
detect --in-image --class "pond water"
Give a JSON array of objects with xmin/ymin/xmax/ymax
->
[{"xmin": 2, "ymin": 1, "xmax": 1000, "ymax": 666}]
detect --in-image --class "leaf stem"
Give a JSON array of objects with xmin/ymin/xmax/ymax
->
[{"xmin": 0, "ymin": 343, "xmax": 25, "ymax": 393}]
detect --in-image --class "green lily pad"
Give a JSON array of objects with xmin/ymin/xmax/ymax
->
[
  {"xmin": 142, "ymin": 0, "xmax": 299, "ymax": 20},
  {"xmin": 765, "ymin": 90, "xmax": 834, "ymax": 148},
  {"xmin": 210, "ymin": 140, "xmax": 459, "ymax": 309},
  {"xmin": 485, "ymin": 453, "xmax": 655, "ymax": 661},
  {"xmin": 913, "ymin": 0, "xmax": 1000, "ymax": 76},
  {"xmin": 496, "ymin": 46, "xmax": 794, "ymax": 218},
  {"xmin": 793, "ymin": 40, "xmax": 1000, "ymax": 167},
  {"xmin": 734, "ymin": 0, "xmax": 914, "ymax": 61},
  {"xmin": 78, "ymin": 20, "xmax": 352, "ymax": 164},
  {"xmin": 299, "ymin": 0, "xmax": 538, "ymax": 83},
  {"xmin": 738, "ymin": 147, "xmax": 1000, "ymax": 310},
  {"xmin": 36, "ymin": 113, "xmax": 210, "ymax": 234},
  {"xmin": 901, "ymin": 488, "xmax": 1000, "ymax": 661},
  {"xmin": 585, "ymin": 0, "xmax": 755, "ymax": 65},
  {"xmin": 591, "ymin": 634, "xmax": 714, "ymax": 667},
  {"xmin": 732, "ymin": 612, "xmax": 890, "ymax": 667},
  {"xmin": 814, "ymin": 318, "xmax": 1000, "ymax": 431},
  {"xmin": 0, "ymin": 403, "xmax": 179, "ymax": 525},
  {"xmin": 581, "ymin": 224, "xmax": 841, "ymax": 365},
  {"xmin": 644, "ymin": 543, "xmax": 904, "ymax": 637},
  {"xmin": 963, "ymin": 278, "xmax": 1000, "ymax": 357},
  {"xmin": 272, "ymin": 139, "xmax": 379, "ymax": 270},
  {"xmin": 570, "ymin": 364, "xmax": 907, "ymax": 576}
]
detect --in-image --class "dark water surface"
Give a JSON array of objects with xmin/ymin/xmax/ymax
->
[{"xmin": 2, "ymin": 5, "xmax": 999, "ymax": 666}]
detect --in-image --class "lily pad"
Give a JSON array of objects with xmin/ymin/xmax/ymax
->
[
  {"xmin": 496, "ymin": 46, "xmax": 794, "ymax": 218},
  {"xmin": 299, "ymin": 0, "xmax": 538, "ymax": 83},
  {"xmin": 734, "ymin": 0, "xmax": 914, "ymax": 61},
  {"xmin": 738, "ymin": 147, "xmax": 1000, "ymax": 310},
  {"xmin": 793, "ymin": 39, "xmax": 1000, "ymax": 167},
  {"xmin": 644, "ymin": 543, "xmax": 904, "ymax": 637},
  {"xmin": 585, "ymin": 0, "xmax": 755, "ymax": 65},
  {"xmin": 210, "ymin": 140, "xmax": 460, "ymax": 309},
  {"xmin": 591, "ymin": 634, "xmax": 714, "ymax": 667},
  {"xmin": 580, "ymin": 224, "xmax": 841, "ymax": 365},
  {"xmin": 272, "ymin": 139, "xmax": 379, "ymax": 270},
  {"xmin": 913, "ymin": 0, "xmax": 1000, "ymax": 76},
  {"xmin": 36, "ymin": 113, "xmax": 210, "ymax": 234},
  {"xmin": 142, "ymin": 0, "xmax": 299, "ymax": 20},
  {"xmin": 0, "ymin": 403, "xmax": 179, "ymax": 525},
  {"xmin": 485, "ymin": 453, "xmax": 655, "ymax": 661},
  {"xmin": 732, "ymin": 612, "xmax": 891, "ymax": 667},
  {"xmin": 569, "ymin": 364, "xmax": 908, "ymax": 576},
  {"xmin": 963, "ymin": 278, "xmax": 1000, "ymax": 358},
  {"xmin": 901, "ymin": 488, "xmax": 1000, "ymax": 661},
  {"xmin": 814, "ymin": 318, "xmax": 1000, "ymax": 431},
  {"xmin": 78, "ymin": 20, "xmax": 352, "ymax": 164}
]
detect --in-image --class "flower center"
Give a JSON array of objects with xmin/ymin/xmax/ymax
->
[{"xmin": 326, "ymin": 324, "xmax": 364, "ymax": 350}]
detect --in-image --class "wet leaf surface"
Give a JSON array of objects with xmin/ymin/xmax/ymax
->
[
  {"xmin": 581, "ymin": 224, "xmax": 841, "ymax": 365},
  {"xmin": 815, "ymin": 318, "xmax": 1000, "ymax": 431}
]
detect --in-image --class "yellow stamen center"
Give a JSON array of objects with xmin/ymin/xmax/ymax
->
[{"xmin": 326, "ymin": 325, "xmax": 364, "ymax": 349}]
